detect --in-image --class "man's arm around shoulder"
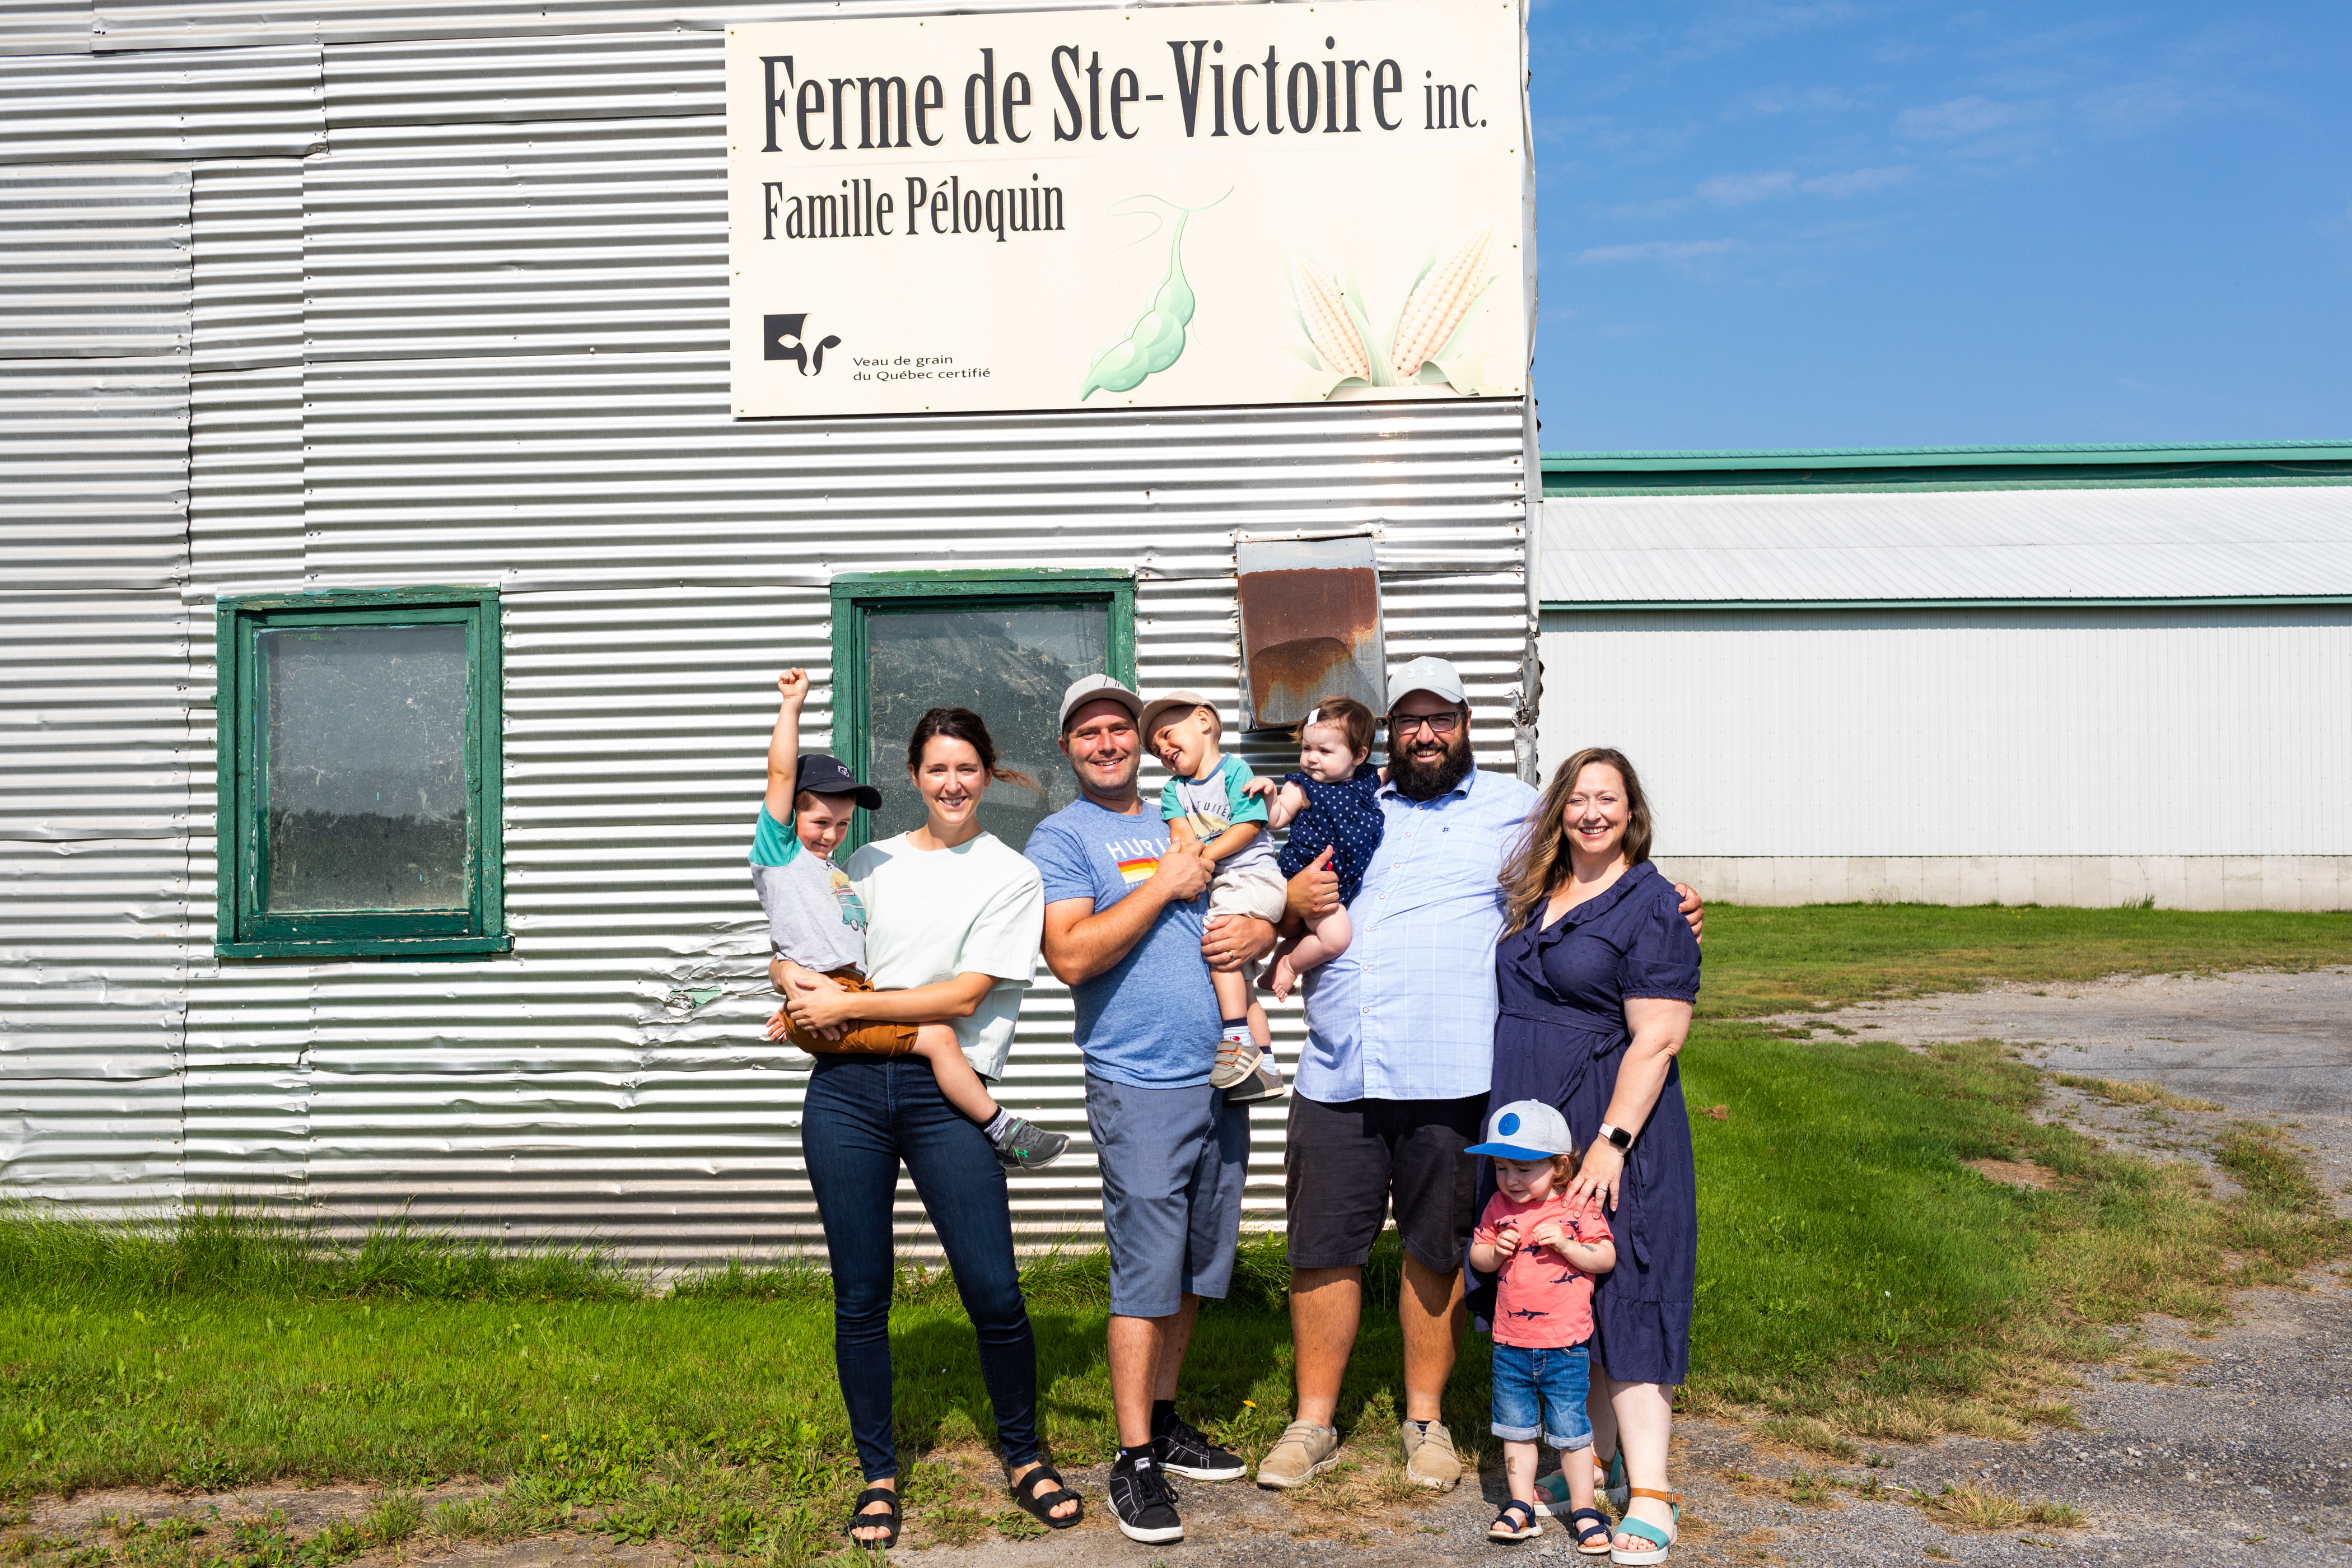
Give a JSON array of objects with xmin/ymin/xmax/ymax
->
[{"xmin": 1039, "ymin": 837, "xmax": 1212, "ymax": 987}]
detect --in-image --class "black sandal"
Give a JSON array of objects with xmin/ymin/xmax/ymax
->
[
  {"xmin": 1009, "ymin": 1460, "xmax": 1085, "ymax": 1529},
  {"xmin": 846, "ymin": 1486, "xmax": 900, "ymax": 1549}
]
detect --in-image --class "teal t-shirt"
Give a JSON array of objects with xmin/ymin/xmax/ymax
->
[
  {"xmin": 1158, "ymin": 753, "xmax": 1277, "ymax": 874},
  {"xmin": 750, "ymin": 805, "xmax": 867, "ymax": 972}
]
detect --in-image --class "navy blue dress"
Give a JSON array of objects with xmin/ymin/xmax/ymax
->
[
  {"xmin": 1472, "ymin": 861, "xmax": 1702, "ymax": 1385},
  {"xmin": 1275, "ymin": 762, "xmax": 1385, "ymax": 906}
]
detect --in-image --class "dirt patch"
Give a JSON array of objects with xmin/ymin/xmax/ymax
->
[{"xmin": 1964, "ymin": 1158, "xmax": 2058, "ymax": 1189}]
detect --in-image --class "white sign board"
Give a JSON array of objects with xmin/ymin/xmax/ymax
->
[{"xmin": 727, "ymin": 1, "xmax": 1529, "ymax": 418}]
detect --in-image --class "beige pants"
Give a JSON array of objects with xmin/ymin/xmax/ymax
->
[{"xmin": 1207, "ymin": 860, "xmax": 1289, "ymax": 924}]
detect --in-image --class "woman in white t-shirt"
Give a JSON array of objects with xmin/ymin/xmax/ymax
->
[{"xmin": 779, "ymin": 707, "xmax": 1080, "ymax": 1548}]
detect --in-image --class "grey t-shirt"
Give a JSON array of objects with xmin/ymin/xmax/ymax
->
[{"xmin": 749, "ymin": 805, "xmax": 867, "ymax": 973}]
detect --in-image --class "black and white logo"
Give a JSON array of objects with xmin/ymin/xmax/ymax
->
[{"xmin": 763, "ymin": 313, "xmax": 841, "ymax": 375}]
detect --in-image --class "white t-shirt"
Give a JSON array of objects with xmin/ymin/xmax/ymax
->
[{"xmin": 845, "ymin": 830, "xmax": 1044, "ymax": 1081}]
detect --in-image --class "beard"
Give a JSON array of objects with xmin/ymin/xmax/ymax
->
[{"xmin": 1388, "ymin": 727, "xmax": 1475, "ymax": 800}]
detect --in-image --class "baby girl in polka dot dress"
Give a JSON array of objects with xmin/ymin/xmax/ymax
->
[{"xmin": 1244, "ymin": 693, "xmax": 1387, "ymax": 1001}]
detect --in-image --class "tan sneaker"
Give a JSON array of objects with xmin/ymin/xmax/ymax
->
[
  {"xmin": 1254, "ymin": 1420, "xmax": 1340, "ymax": 1489},
  {"xmin": 1400, "ymin": 1419, "xmax": 1462, "ymax": 1491}
]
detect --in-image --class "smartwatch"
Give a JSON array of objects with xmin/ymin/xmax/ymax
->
[{"xmin": 1596, "ymin": 1122, "xmax": 1633, "ymax": 1152}]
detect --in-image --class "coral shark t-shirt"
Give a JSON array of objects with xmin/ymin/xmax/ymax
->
[{"xmin": 1474, "ymin": 1190, "xmax": 1613, "ymax": 1348}]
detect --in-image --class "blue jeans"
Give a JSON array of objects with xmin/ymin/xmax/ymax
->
[
  {"xmin": 802, "ymin": 1055, "xmax": 1040, "ymax": 1482},
  {"xmin": 1491, "ymin": 1340, "xmax": 1594, "ymax": 1451}
]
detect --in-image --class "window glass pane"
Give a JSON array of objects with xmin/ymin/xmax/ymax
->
[
  {"xmin": 865, "ymin": 602, "xmax": 1109, "ymax": 850},
  {"xmin": 261, "ymin": 622, "xmax": 469, "ymax": 912}
]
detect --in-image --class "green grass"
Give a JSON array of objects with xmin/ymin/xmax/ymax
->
[
  {"xmin": 0, "ymin": 904, "xmax": 2345, "ymax": 1566},
  {"xmin": 1692, "ymin": 902, "xmax": 2346, "ymax": 1018}
]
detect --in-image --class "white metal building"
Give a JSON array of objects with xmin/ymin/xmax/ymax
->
[
  {"xmin": 1536, "ymin": 445, "xmax": 2352, "ymax": 911},
  {"xmin": 0, "ymin": 1, "xmax": 1543, "ymax": 1248}
]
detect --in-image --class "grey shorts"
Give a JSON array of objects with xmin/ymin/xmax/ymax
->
[{"xmin": 1085, "ymin": 1074, "xmax": 1252, "ymax": 1318}]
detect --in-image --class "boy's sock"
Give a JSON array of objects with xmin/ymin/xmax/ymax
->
[
  {"xmin": 1150, "ymin": 1399, "xmax": 1177, "ymax": 1438},
  {"xmin": 1220, "ymin": 1018, "xmax": 1251, "ymax": 1048},
  {"xmin": 983, "ymin": 1108, "xmax": 1014, "ymax": 1143}
]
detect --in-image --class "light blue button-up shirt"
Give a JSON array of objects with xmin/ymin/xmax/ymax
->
[{"xmin": 1295, "ymin": 765, "xmax": 1542, "ymax": 1104}]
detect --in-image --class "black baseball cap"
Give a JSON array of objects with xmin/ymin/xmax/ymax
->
[{"xmin": 794, "ymin": 753, "xmax": 882, "ymax": 810}]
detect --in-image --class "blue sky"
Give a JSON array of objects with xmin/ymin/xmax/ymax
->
[{"xmin": 1524, "ymin": 3, "xmax": 2352, "ymax": 451}]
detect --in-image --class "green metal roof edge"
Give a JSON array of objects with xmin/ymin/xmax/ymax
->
[
  {"xmin": 1546, "ymin": 474, "xmax": 2352, "ymax": 497},
  {"xmin": 1541, "ymin": 440, "xmax": 2352, "ymax": 472}
]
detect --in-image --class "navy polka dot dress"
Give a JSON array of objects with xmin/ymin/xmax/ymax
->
[{"xmin": 1275, "ymin": 761, "xmax": 1386, "ymax": 905}]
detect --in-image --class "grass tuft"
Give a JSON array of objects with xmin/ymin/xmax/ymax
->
[
  {"xmin": 1917, "ymin": 1482, "xmax": 2087, "ymax": 1532},
  {"xmin": 1754, "ymin": 1417, "xmax": 1856, "ymax": 1460},
  {"xmin": 2049, "ymin": 1075, "xmax": 2222, "ymax": 1113},
  {"xmin": 2217, "ymin": 1123, "xmax": 2329, "ymax": 1213}
]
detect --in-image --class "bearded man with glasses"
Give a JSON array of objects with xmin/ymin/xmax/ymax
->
[{"xmin": 1253, "ymin": 656, "xmax": 1704, "ymax": 1495}]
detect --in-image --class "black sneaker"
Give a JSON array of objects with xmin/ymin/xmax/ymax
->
[
  {"xmin": 1107, "ymin": 1449, "xmax": 1184, "ymax": 1543},
  {"xmin": 992, "ymin": 1115, "xmax": 1070, "ymax": 1172},
  {"xmin": 1155, "ymin": 1413, "xmax": 1247, "ymax": 1481}
]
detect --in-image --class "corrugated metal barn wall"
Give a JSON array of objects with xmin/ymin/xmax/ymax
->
[{"xmin": 2, "ymin": 7, "xmax": 1537, "ymax": 1259}]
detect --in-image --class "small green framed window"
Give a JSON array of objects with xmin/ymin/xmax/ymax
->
[
  {"xmin": 830, "ymin": 571, "xmax": 1136, "ymax": 854},
  {"xmin": 214, "ymin": 587, "xmax": 508, "ymax": 959}
]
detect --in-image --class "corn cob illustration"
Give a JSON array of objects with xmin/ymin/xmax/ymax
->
[
  {"xmin": 1291, "ymin": 258, "xmax": 1370, "ymax": 381},
  {"xmin": 1388, "ymin": 223, "xmax": 1495, "ymax": 382}
]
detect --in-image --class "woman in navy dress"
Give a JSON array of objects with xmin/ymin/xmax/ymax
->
[{"xmin": 1481, "ymin": 746, "xmax": 1699, "ymax": 1564}]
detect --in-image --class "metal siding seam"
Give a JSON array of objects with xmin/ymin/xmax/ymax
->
[
  {"xmin": 1, "ymin": 1, "xmax": 94, "ymax": 55},
  {"xmin": 0, "ymin": 44, "xmax": 324, "ymax": 162},
  {"xmin": 0, "ymin": 357, "xmax": 190, "ymax": 592},
  {"xmin": 324, "ymin": 28, "xmax": 722, "ymax": 127},
  {"xmin": 95, "ymin": 0, "xmax": 1236, "ymax": 53},
  {"xmin": 193, "ymin": 160, "xmax": 303, "ymax": 372},
  {"xmin": 302, "ymin": 118, "xmax": 728, "ymax": 365},
  {"xmin": 189, "ymin": 363, "xmax": 304, "ymax": 599},
  {"xmin": 0, "ymin": 165, "xmax": 188, "ymax": 358}
]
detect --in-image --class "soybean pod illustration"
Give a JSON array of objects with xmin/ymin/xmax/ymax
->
[{"xmin": 1079, "ymin": 189, "xmax": 1231, "ymax": 402}]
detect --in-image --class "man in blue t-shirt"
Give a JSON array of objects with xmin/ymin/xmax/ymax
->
[{"xmin": 1024, "ymin": 674, "xmax": 1284, "ymax": 1546}]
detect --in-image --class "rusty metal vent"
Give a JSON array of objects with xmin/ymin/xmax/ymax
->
[{"xmin": 1235, "ymin": 533, "xmax": 1387, "ymax": 732}]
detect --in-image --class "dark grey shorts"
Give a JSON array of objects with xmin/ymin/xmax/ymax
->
[
  {"xmin": 1284, "ymin": 1091, "xmax": 1485, "ymax": 1275},
  {"xmin": 1085, "ymin": 1075, "xmax": 1252, "ymax": 1319}
]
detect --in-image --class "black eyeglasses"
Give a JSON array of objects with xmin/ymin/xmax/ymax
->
[{"xmin": 1388, "ymin": 710, "xmax": 1464, "ymax": 735}]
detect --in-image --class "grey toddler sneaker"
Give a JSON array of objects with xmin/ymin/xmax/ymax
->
[
  {"xmin": 1220, "ymin": 1052, "xmax": 1289, "ymax": 1105},
  {"xmin": 992, "ymin": 1116, "xmax": 1069, "ymax": 1172},
  {"xmin": 1206, "ymin": 1035, "xmax": 1263, "ymax": 1090}
]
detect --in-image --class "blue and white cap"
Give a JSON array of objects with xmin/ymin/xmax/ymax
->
[{"xmin": 1465, "ymin": 1099, "xmax": 1575, "ymax": 1162}]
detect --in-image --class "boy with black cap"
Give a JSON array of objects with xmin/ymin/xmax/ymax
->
[{"xmin": 754, "ymin": 668, "xmax": 1066, "ymax": 1171}]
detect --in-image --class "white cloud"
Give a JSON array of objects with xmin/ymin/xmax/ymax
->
[
  {"xmin": 1798, "ymin": 164, "xmax": 1916, "ymax": 196},
  {"xmin": 1696, "ymin": 169, "xmax": 1798, "ymax": 205},
  {"xmin": 1574, "ymin": 239, "xmax": 1737, "ymax": 264},
  {"xmin": 1894, "ymin": 95, "xmax": 2034, "ymax": 140}
]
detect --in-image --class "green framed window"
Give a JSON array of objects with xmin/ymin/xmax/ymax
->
[
  {"xmin": 830, "ymin": 571, "xmax": 1136, "ymax": 853},
  {"xmin": 214, "ymin": 587, "xmax": 507, "ymax": 959}
]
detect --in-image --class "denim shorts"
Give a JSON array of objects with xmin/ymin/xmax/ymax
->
[{"xmin": 1490, "ymin": 1340, "xmax": 1594, "ymax": 1450}]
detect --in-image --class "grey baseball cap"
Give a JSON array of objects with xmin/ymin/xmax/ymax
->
[
  {"xmin": 1057, "ymin": 672, "xmax": 1145, "ymax": 731},
  {"xmin": 1387, "ymin": 655, "xmax": 1467, "ymax": 710},
  {"xmin": 1138, "ymin": 689, "xmax": 1216, "ymax": 745}
]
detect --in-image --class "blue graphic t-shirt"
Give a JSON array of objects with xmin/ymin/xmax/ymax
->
[{"xmin": 1024, "ymin": 798, "xmax": 1221, "ymax": 1089}]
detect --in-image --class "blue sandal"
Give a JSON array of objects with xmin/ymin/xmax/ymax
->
[
  {"xmin": 1489, "ymin": 1499, "xmax": 1543, "ymax": 1542},
  {"xmin": 1611, "ymin": 1487, "xmax": 1681, "ymax": 1565},
  {"xmin": 1570, "ymin": 1507, "xmax": 1613, "ymax": 1555}
]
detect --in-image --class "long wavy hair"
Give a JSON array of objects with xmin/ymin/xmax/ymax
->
[
  {"xmin": 904, "ymin": 706, "xmax": 1040, "ymax": 794},
  {"xmin": 1499, "ymin": 747, "xmax": 1655, "ymax": 935}
]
